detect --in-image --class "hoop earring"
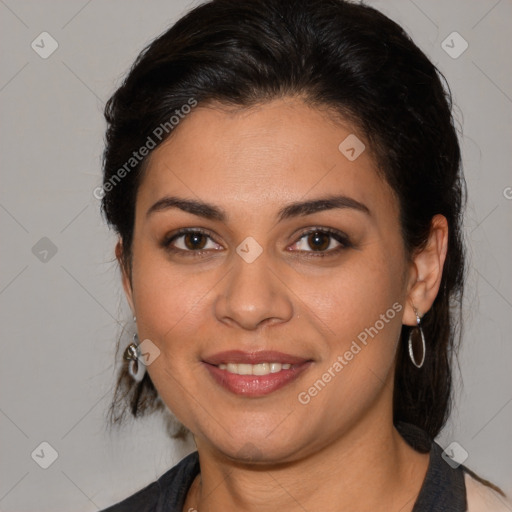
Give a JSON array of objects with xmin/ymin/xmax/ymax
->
[
  {"xmin": 408, "ymin": 309, "xmax": 426, "ymax": 369},
  {"xmin": 123, "ymin": 333, "xmax": 146, "ymax": 382}
]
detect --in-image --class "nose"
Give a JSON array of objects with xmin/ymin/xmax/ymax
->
[{"xmin": 213, "ymin": 248, "xmax": 294, "ymax": 331}]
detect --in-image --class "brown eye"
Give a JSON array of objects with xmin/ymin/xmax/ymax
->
[
  {"xmin": 183, "ymin": 232, "xmax": 208, "ymax": 250},
  {"xmin": 289, "ymin": 227, "xmax": 352, "ymax": 257},
  {"xmin": 307, "ymin": 231, "xmax": 331, "ymax": 251},
  {"xmin": 163, "ymin": 228, "xmax": 223, "ymax": 256}
]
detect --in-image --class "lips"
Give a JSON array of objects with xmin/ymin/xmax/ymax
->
[
  {"xmin": 202, "ymin": 350, "xmax": 313, "ymax": 397},
  {"xmin": 202, "ymin": 350, "xmax": 310, "ymax": 366}
]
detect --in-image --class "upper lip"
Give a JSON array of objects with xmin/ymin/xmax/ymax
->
[{"xmin": 203, "ymin": 350, "xmax": 311, "ymax": 366}]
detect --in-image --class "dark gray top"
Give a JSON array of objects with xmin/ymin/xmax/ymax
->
[{"xmin": 101, "ymin": 422, "xmax": 467, "ymax": 511}]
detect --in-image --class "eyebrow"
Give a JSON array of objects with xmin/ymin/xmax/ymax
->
[{"xmin": 146, "ymin": 194, "xmax": 370, "ymax": 222}]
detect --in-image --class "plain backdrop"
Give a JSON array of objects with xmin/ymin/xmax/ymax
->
[{"xmin": 1, "ymin": 0, "xmax": 511, "ymax": 510}]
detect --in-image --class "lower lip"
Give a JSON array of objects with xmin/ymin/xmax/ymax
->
[{"xmin": 203, "ymin": 362, "xmax": 313, "ymax": 397}]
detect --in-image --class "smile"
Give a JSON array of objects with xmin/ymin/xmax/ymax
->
[
  {"xmin": 217, "ymin": 362, "xmax": 292, "ymax": 375},
  {"xmin": 202, "ymin": 350, "xmax": 313, "ymax": 396}
]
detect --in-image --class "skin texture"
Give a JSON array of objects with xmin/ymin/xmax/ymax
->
[{"xmin": 118, "ymin": 97, "xmax": 448, "ymax": 511}]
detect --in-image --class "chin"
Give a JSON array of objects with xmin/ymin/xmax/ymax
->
[{"xmin": 205, "ymin": 427, "xmax": 307, "ymax": 465}]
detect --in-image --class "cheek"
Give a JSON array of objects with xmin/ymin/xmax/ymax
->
[
  {"xmin": 300, "ymin": 249, "xmax": 405, "ymax": 346},
  {"xmin": 129, "ymin": 243, "xmax": 213, "ymax": 354},
  {"xmin": 294, "ymin": 262, "xmax": 404, "ymax": 431},
  {"xmin": 297, "ymin": 248, "xmax": 406, "ymax": 420},
  {"xmin": 129, "ymin": 250, "xmax": 213, "ymax": 424}
]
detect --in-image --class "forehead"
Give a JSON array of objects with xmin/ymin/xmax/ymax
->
[{"xmin": 137, "ymin": 98, "xmax": 396, "ymax": 219}]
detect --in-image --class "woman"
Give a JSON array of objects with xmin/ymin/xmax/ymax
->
[{"xmin": 99, "ymin": 0, "xmax": 510, "ymax": 510}]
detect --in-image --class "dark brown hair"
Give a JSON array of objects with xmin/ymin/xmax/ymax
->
[{"xmin": 102, "ymin": 0, "xmax": 466, "ymax": 443}]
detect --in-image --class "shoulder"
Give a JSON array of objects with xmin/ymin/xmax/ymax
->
[
  {"xmin": 100, "ymin": 451, "xmax": 200, "ymax": 512},
  {"xmin": 464, "ymin": 471, "xmax": 512, "ymax": 512},
  {"xmin": 100, "ymin": 479, "xmax": 160, "ymax": 512}
]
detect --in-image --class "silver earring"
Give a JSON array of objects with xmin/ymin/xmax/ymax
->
[
  {"xmin": 123, "ymin": 333, "xmax": 146, "ymax": 382},
  {"xmin": 408, "ymin": 309, "xmax": 426, "ymax": 369}
]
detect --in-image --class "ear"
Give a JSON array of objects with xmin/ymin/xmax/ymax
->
[
  {"xmin": 403, "ymin": 214, "xmax": 449, "ymax": 326},
  {"xmin": 115, "ymin": 239, "xmax": 135, "ymax": 315}
]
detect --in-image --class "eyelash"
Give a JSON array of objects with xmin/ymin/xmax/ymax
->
[{"xmin": 162, "ymin": 227, "xmax": 353, "ymax": 258}]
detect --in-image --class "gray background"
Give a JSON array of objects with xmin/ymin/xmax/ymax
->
[{"xmin": 0, "ymin": 0, "xmax": 511, "ymax": 510}]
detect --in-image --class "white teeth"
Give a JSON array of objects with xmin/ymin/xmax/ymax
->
[
  {"xmin": 270, "ymin": 362, "xmax": 281, "ymax": 373},
  {"xmin": 252, "ymin": 363, "xmax": 269, "ymax": 375},
  {"xmin": 237, "ymin": 363, "xmax": 253, "ymax": 375},
  {"xmin": 217, "ymin": 362, "xmax": 293, "ymax": 375}
]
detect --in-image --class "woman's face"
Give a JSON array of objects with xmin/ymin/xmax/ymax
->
[{"xmin": 122, "ymin": 97, "xmax": 414, "ymax": 462}]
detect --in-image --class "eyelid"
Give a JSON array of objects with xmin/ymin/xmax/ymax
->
[
  {"xmin": 163, "ymin": 227, "xmax": 215, "ymax": 243},
  {"xmin": 162, "ymin": 227, "xmax": 223, "ymax": 254},
  {"xmin": 290, "ymin": 227, "xmax": 353, "ymax": 254}
]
